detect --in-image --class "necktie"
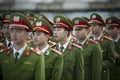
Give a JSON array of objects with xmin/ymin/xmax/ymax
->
[
  {"xmin": 60, "ymin": 46, "xmax": 64, "ymax": 52},
  {"xmin": 8, "ymin": 42, "xmax": 11, "ymax": 47},
  {"xmin": 14, "ymin": 52, "xmax": 19, "ymax": 63}
]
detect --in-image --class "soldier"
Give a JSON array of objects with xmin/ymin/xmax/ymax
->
[
  {"xmin": 37, "ymin": 13, "xmax": 57, "ymax": 46},
  {"xmin": 89, "ymin": 13, "xmax": 116, "ymax": 80},
  {"xmin": 53, "ymin": 14, "xmax": 84, "ymax": 80},
  {"xmin": 72, "ymin": 17, "xmax": 102, "ymax": 80},
  {"xmin": 32, "ymin": 19, "xmax": 63, "ymax": 80},
  {"xmin": 0, "ymin": 13, "xmax": 45, "ymax": 80},
  {"xmin": 106, "ymin": 17, "xmax": 120, "ymax": 80},
  {"xmin": 1, "ymin": 12, "xmax": 13, "ymax": 48}
]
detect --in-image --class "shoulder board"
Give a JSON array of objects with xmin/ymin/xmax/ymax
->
[
  {"xmin": 72, "ymin": 43, "xmax": 82, "ymax": 49},
  {"xmin": 26, "ymin": 40, "xmax": 33, "ymax": 44},
  {"xmin": 0, "ymin": 47, "xmax": 10, "ymax": 53},
  {"xmin": 90, "ymin": 39, "xmax": 98, "ymax": 44},
  {"xmin": 0, "ymin": 43, "xmax": 4, "ymax": 46},
  {"xmin": 30, "ymin": 48, "xmax": 42, "ymax": 56},
  {"xmin": 49, "ymin": 40, "xmax": 56, "ymax": 45},
  {"xmin": 51, "ymin": 44, "xmax": 57, "ymax": 48},
  {"xmin": 104, "ymin": 36, "xmax": 113, "ymax": 41},
  {"xmin": 52, "ymin": 48, "xmax": 62, "ymax": 55}
]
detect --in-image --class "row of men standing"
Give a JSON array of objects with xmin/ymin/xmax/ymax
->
[{"xmin": 0, "ymin": 11, "xmax": 119, "ymax": 80}]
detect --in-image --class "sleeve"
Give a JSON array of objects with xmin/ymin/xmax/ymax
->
[
  {"xmin": 92, "ymin": 44, "xmax": 102, "ymax": 80},
  {"xmin": 51, "ymin": 54, "xmax": 63, "ymax": 80},
  {"xmin": 75, "ymin": 48, "xmax": 84, "ymax": 80},
  {"xmin": 35, "ymin": 55, "xmax": 45, "ymax": 80},
  {"xmin": 103, "ymin": 40, "xmax": 116, "ymax": 67}
]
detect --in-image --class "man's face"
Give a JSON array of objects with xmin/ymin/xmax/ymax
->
[
  {"xmin": 107, "ymin": 26, "xmax": 118, "ymax": 38},
  {"xmin": 33, "ymin": 30, "xmax": 49, "ymax": 46},
  {"xmin": 2, "ymin": 23, "xmax": 10, "ymax": 37},
  {"xmin": 73, "ymin": 27, "xmax": 88, "ymax": 40},
  {"xmin": 90, "ymin": 23, "xmax": 103, "ymax": 35},
  {"xmin": 9, "ymin": 26, "xmax": 28, "ymax": 44},
  {"xmin": 53, "ymin": 26, "xmax": 68, "ymax": 42}
]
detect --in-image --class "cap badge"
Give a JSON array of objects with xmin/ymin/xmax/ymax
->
[
  {"xmin": 75, "ymin": 19, "xmax": 79, "ymax": 24},
  {"xmin": 26, "ymin": 13, "xmax": 30, "ymax": 16},
  {"xmin": 92, "ymin": 15, "xmax": 96, "ymax": 18},
  {"xmin": 6, "ymin": 15, "xmax": 10, "ymax": 19},
  {"xmin": 108, "ymin": 19, "xmax": 112, "ymax": 23},
  {"xmin": 13, "ymin": 16, "xmax": 20, "ymax": 22},
  {"xmin": 36, "ymin": 21, "xmax": 42, "ymax": 26},
  {"xmin": 56, "ymin": 17, "xmax": 60, "ymax": 22}
]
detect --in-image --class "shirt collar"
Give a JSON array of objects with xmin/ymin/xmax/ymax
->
[
  {"xmin": 58, "ymin": 40, "xmax": 69, "ymax": 52},
  {"xmin": 6, "ymin": 38, "xmax": 13, "ymax": 47},
  {"xmin": 115, "ymin": 35, "xmax": 120, "ymax": 42},
  {"xmin": 93, "ymin": 33, "xmax": 103, "ymax": 41},
  {"xmin": 13, "ymin": 44, "xmax": 27, "ymax": 59},
  {"xmin": 36, "ymin": 45, "xmax": 49, "ymax": 54},
  {"xmin": 78, "ymin": 38, "xmax": 87, "ymax": 45}
]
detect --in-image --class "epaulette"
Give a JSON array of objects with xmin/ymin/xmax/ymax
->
[
  {"xmin": 49, "ymin": 40, "xmax": 56, "ymax": 45},
  {"xmin": 26, "ymin": 40, "xmax": 33, "ymax": 44},
  {"xmin": 30, "ymin": 48, "xmax": 42, "ymax": 56},
  {"xmin": 90, "ymin": 39, "xmax": 98, "ymax": 44},
  {"xmin": 0, "ymin": 47, "xmax": 10, "ymax": 53},
  {"xmin": 104, "ymin": 36, "xmax": 113, "ymax": 41},
  {"xmin": 72, "ymin": 43, "xmax": 82, "ymax": 49},
  {"xmin": 52, "ymin": 48, "xmax": 62, "ymax": 55},
  {"xmin": 0, "ymin": 43, "xmax": 4, "ymax": 46}
]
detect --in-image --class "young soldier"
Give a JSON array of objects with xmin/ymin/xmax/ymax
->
[
  {"xmin": 0, "ymin": 13, "xmax": 45, "ymax": 80},
  {"xmin": 106, "ymin": 17, "xmax": 120, "ymax": 80},
  {"xmin": 72, "ymin": 17, "xmax": 102, "ymax": 80},
  {"xmin": 53, "ymin": 14, "xmax": 84, "ymax": 80},
  {"xmin": 1, "ymin": 12, "xmax": 13, "ymax": 48},
  {"xmin": 32, "ymin": 19, "xmax": 63, "ymax": 80},
  {"xmin": 89, "ymin": 13, "xmax": 116, "ymax": 80}
]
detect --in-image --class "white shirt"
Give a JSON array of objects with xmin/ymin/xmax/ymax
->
[
  {"xmin": 36, "ymin": 45, "xmax": 49, "ymax": 54},
  {"xmin": 13, "ymin": 44, "xmax": 27, "ymax": 59},
  {"xmin": 115, "ymin": 35, "xmax": 120, "ymax": 42},
  {"xmin": 93, "ymin": 33, "xmax": 103, "ymax": 41},
  {"xmin": 78, "ymin": 38, "xmax": 87, "ymax": 45},
  {"xmin": 58, "ymin": 40, "xmax": 69, "ymax": 52},
  {"xmin": 6, "ymin": 38, "xmax": 13, "ymax": 48}
]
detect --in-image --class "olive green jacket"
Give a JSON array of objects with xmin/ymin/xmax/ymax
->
[
  {"xmin": 82, "ymin": 39, "xmax": 102, "ymax": 80},
  {"xmin": 44, "ymin": 46, "xmax": 63, "ymax": 80},
  {"xmin": 53, "ymin": 42, "xmax": 84, "ymax": 80},
  {"xmin": 0, "ymin": 45, "xmax": 45, "ymax": 80}
]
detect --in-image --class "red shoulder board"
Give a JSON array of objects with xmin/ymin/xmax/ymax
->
[
  {"xmin": 0, "ymin": 47, "xmax": 10, "ymax": 53},
  {"xmin": 90, "ymin": 39, "xmax": 98, "ymax": 44},
  {"xmin": 104, "ymin": 36, "xmax": 113, "ymax": 41},
  {"xmin": 72, "ymin": 43, "xmax": 82, "ymax": 49},
  {"xmin": 52, "ymin": 48, "xmax": 62, "ymax": 55},
  {"xmin": 30, "ymin": 48, "xmax": 42, "ymax": 56},
  {"xmin": 26, "ymin": 40, "xmax": 33, "ymax": 44},
  {"xmin": 49, "ymin": 40, "xmax": 56, "ymax": 45}
]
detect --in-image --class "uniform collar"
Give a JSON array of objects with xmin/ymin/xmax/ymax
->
[
  {"xmin": 36, "ymin": 45, "xmax": 49, "ymax": 54},
  {"xmin": 114, "ymin": 35, "xmax": 120, "ymax": 42},
  {"xmin": 13, "ymin": 44, "xmax": 27, "ymax": 59},
  {"xmin": 58, "ymin": 40, "xmax": 69, "ymax": 52},
  {"xmin": 78, "ymin": 38, "xmax": 87, "ymax": 45},
  {"xmin": 6, "ymin": 38, "xmax": 13, "ymax": 48},
  {"xmin": 93, "ymin": 33, "xmax": 103, "ymax": 41}
]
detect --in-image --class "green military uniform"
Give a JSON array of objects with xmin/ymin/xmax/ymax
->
[
  {"xmin": 72, "ymin": 17, "xmax": 102, "ymax": 80},
  {"xmin": 32, "ymin": 19, "xmax": 63, "ymax": 80},
  {"xmin": 106, "ymin": 17, "xmax": 120, "ymax": 80},
  {"xmin": 0, "ymin": 45, "xmax": 45, "ymax": 80},
  {"xmin": 0, "ymin": 13, "xmax": 45, "ymax": 80},
  {"xmin": 53, "ymin": 14, "xmax": 84, "ymax": 80},
  {"xmin": 90, "ymin": 13, "xmax": 116, "ymax": 80},
  {"xmin": 43, "ymin": 46, "xmax": 63, "ymax": 80}
]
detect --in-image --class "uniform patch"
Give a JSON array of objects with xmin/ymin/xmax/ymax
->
[
  {"xmin": 31, "ymin": 48, "xmax": 42, "ymax": 55},
  {"xmin": 104, "ymin": 36, "xmax": 113, "ymax": 41},
  {"xmin": 52, "ymin": 48, "xmax": 62, "ymax": 55},
  {"xmin": 24, "ymin": 61, "xmax": 32, "ymax": 65},
  {"xmin": 72, "ymin": 43, "xmax": 82, "ymax": 49}
]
